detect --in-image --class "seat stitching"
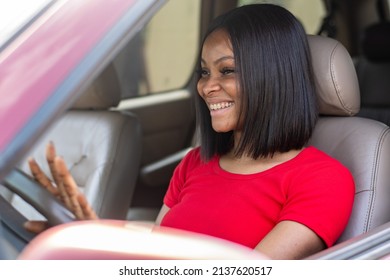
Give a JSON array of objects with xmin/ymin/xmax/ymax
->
[
  {"xmin": 364, "ymin": 127, "xmax": 390, "ymax": 232},
  {"xmin": 330, "ymin": 43, "xmax": 354, "ymax": 115}
]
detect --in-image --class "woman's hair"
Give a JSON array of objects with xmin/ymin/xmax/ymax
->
[{"xmin": 195, "ymin": 4, "xmax": 318, "ymax": 161}]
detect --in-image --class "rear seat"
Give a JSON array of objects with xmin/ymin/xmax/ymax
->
[{"xmin": 355, "ymin": 21, "xmax": 390, "ymax": 125}]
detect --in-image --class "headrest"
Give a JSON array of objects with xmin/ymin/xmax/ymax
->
[
  {"xmin": 308, "ymin": 35, "xmax": 360, "ymax": 116},
  {"xmin": 362, "ymin": 22, "xmax": 390, "ymax": 62},
  {"xmin": 72, "ymin": 64, "xmax": 121, "ymax": 109}
]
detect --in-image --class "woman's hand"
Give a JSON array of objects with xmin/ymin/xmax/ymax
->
[{"xmin": 24, "ymin": 142, "xmax": 97, "ymax": 233}]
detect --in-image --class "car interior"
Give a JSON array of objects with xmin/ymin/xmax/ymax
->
[
  {"xmin": 1, "ymin": 0, "xmax": 390, "ymax": 259},
  {"xmin": 3, "ymin": 64, "xmax": 142, "ymax": 221}
]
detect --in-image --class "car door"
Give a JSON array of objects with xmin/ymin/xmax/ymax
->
[{"xmin": 114, "ymin": 0, "xmax": 201, "ymax": 216}]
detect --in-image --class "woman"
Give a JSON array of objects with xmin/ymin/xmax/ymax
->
[{"xmin": 26, "ymin": 4, "xmax": 355, "ymax": 260}]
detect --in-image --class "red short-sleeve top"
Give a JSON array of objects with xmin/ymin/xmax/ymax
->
[{"xmin": 161, "ymin": 146, "xmax": 355, "ymax": 248}]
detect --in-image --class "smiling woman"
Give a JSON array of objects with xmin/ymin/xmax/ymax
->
[
  {"xmin": 1, "ymin": 0, "xmax": 390, "ymax": 263},
  {"xmin": 156, "ymin": 4, "xmax": 355, "ymax": 260},
  {"xmin": 20, "ymin": 3, "xmax": 355, "ymax": 260},
  {"xmin": 16, "ymin": 4, "xmax": 354, "ymax": 259},
  {"xmin": 197, "ymin": 29, "xmax": 239, "ymax": 134}
]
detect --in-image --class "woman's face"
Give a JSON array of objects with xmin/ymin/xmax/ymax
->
[{"xmin": 197, "ymin": 29, "xmax": 241, "ymax": 133}]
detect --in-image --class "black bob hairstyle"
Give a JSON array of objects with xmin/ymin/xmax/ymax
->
[{"xmin": 195, "ymin": 4, "xmax": 318, "ymax": 161}]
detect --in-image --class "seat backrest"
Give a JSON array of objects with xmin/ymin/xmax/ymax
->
[
  {"xmin": 1, "ymin": 64, "xmax": 142, "ymax": 220},
  {"xmin": 355, "ymin": 21, "xmax": 390, "ymax": 126},
  {"xmin": 307, "ymin": 35, "xmax": 390, "ymax": 243}
]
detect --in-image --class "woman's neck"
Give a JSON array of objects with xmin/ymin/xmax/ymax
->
[{"xmin": 219, "ymin": 148, "xmax": 303, "ymax": 175}]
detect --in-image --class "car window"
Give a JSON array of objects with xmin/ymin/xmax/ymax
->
[
  {"xmin": 0, "ymin": 0, "xmax": 53, "ymax": 48},
  {"xmin": 114, "ymin": 0, "xmax": 201, "ymax": 98},
  {"xmin": 238, "ymin": 0, "xmax": 326, "ymax": 35}
]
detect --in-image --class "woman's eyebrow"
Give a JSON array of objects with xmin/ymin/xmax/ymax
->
[{"xmin": 201, "ymin": 55, "xmax": 234, "ymax": 65}]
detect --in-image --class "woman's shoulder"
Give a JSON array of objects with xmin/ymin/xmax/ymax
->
[
  {"xmin": 182, "ymin": 146, "xmax": 202, "ymax": 162},
  {"xmin": 286, "ymin": 146, "xmax": 355, "ymax": 206},
  {"xmin": 296, "ymin": 146, "xmax": 354, "ymax": 182},
  {"xmin": 172, "ymin": 146, "xmax": 216, "ymax": 179},
  {"xmin": 300, "ymin": 146, "xmax": 347, "ymax": 166},
  {"xmin": 182, "ymin": 146, "xmax": 220, "ymax": 163},
  {"xmin": 178, "ymin": 146, "xmax": 208, "ymax": 169}
]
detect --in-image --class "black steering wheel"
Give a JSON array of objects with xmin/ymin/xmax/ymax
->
[{"xmin": 0, "ymin": 169, "xmax": 74, "ymax": 254}]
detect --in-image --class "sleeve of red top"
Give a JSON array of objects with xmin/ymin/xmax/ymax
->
[
  {"xmin": 163, "ymin": 147, "xmax": 201, "ymax": 208},
  {"xmin": 278, "ymin": 160, "xmax": 355, "ymax": 247}
]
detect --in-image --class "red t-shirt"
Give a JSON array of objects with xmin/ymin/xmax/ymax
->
[{"xmin": 161, "ymin": 146, "xmax": 355, "ymax": 248}]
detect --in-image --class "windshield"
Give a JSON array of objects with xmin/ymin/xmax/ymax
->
[{"xmin": 0, "ymin": 0, "xmax": 54, "ymax": 48}]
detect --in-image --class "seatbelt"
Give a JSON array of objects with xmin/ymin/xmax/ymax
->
[{"xmin": 0, "ymin": 194, "xmax": 36, "ymax": 252}]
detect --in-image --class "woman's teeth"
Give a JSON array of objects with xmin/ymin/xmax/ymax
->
[{"xmin": 210, "ymin": 102, "xmax": 233, "ymax": 111}]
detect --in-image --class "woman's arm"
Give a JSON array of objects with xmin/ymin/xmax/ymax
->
[
  {"xmin": 255, "ymin": 220, "xmax": 325, "ymax": 260},
  {"xmin": 155, "ymin": 204, "xmax": 170, "ymax": 225}
]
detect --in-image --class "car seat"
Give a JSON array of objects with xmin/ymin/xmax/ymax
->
[
  {"xmin": 0, "ymin": 64, "xmax": 142, "ymax": 220},
  {"xmin": 307, "ymin": 35, "xmax": 390, "ymax": 242}
]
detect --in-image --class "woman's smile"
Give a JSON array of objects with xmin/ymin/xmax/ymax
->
[
  {"xmin": 209, "ymin": 101, "xmax": 234, "ymax": 111},
  {"xmin": 197, "ymin": 29, "xmax": 241, "ymax": 133}
]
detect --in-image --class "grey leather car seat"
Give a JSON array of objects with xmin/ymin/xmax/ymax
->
[
  {"xmin": 1, "ymin": 64, "xmax": 142, "ymax": 220},
  {"xmin": 355, "ymin": 21, "xmax": 390, "ymax": 126},
  {"xmin": 307, "ymin": 35, "xmax": 390, "ymax": 242}
]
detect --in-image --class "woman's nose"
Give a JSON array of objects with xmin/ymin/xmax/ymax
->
[{"xmin": 202, "ymin": 76, "xmax": 221, "ymax": 96}]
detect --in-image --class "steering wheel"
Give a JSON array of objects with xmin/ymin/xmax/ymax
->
[
  {"xmin": 0, "ymin": 169, "xmax": 74, "ymax": 253},
  {"xmin": 0, "ymin": 171, "xmax": 270, "ymax": 260}
]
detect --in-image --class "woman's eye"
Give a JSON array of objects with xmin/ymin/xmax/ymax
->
[
  {"xmin": 198, "ymin": 68, "xmax": 209, "ymax": 77},
  {"xmin": 221, "ymin": 68, "xmax": 235, "ymax": 75}
]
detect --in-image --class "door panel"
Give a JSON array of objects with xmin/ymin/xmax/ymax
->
[{"xmin": 117, "ymin": 89, "xmax": 196, "ymax": 213}]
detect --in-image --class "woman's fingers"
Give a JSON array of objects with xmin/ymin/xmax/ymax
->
[
  {"xmin": 78, "ymin": 194, "xmax": 98, "ymax": 220},
  {"xmin": 54, "ymin": 156, "xmax": 84, "ymax": 219},
  {"xmin": 24, "ymin": 220, "xmax": 49, "ymax": 234},
  {"xmin": 45, "ymin": 141, "xmax": 60, "ymax": 182},
  {"xmin": 56, "ymin": 157, "xmax": 98, "ymax": 220},
  {"xmin": 28, "ymin": 157, "xmax": 58, "ymax": 196},
  {"xmin": 25, "ymin": 142, "xmax": 98, "ymax": 235},
  {"xmin": 46, "ymin": 142, "xmax": 70, "ymax": 206},
  {"xmin": 30, "ymin": 142, "xmax": 98, "ymax": 221}
]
